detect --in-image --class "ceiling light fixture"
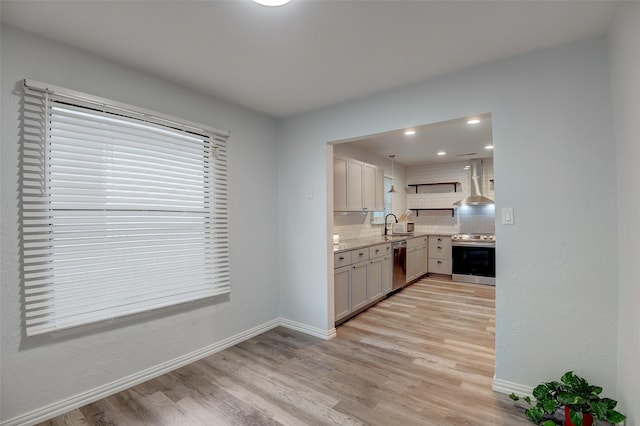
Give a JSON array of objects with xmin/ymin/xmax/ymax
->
[
  {"xmin": 485, "ymin": 144, "xmax": 494, "ymax": 150},
  {"xmin": 252, "ymin": 0, "xmax": 292, "ymax": 6},
  {"xmin": 404, "ymin": 130, "xmax": 416, "ymax": 136},
  {"xmin": 388, "ymin": 155, "xmax": 397, "ymax": 193},
  {"xmin": 467, "ymin": 119, "xmax": 480, "ymax": 125},
  {"xmin": 437, "ymin": 151, "xmax": 446, "ymax": 156}
]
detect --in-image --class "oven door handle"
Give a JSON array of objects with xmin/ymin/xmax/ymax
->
[{"xmin": 452, "ymin": 241, "xmax": 495, "ymax": 248}]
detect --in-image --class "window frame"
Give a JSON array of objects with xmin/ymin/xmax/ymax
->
[{"xmin": 21, "ymin": 79, "xmax": 230, "ymax": 336}]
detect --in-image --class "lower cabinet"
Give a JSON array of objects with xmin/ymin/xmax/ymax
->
[
  {"xmin": 351, "ymin": 260, "xmax": 369, "ymax": 312},
  {"xmin": 428, "ymin": 235, "xmax": 452, "ymax": 275},
  {"xmin": 334, "ymin": 243, "xmax": 391, "ymax": 324},
  {"xmin": 406, "ymin": 236, "xmax": 428, "ymax": 283},
  {"xmin": 368, "ymin": 256, "xmax": 384, "ymax": 301},
  {"xmin": 334, "ymin": 265, "xmax": 351, "ymax": 321},
  {"xmin": 382, "ymin": 253, "xmax": 392, "ymax": 295}
]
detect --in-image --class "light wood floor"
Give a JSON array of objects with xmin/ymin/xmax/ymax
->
[{"xmin": 38, "ymin": 277, "xmax": 530, "ymax": 426}]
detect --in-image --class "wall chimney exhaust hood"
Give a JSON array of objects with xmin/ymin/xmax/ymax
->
[{"xmin": 453, "ymin": 159, "xmax": 494, "ymax": 206}]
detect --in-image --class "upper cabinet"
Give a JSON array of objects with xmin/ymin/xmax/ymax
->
[
  {"xmin": 334, "ymin": 157, "xmax": 348, "ymax": 210},
  {"xmin": 334, "ymin": 157, "xmax": 384, "ymax": 212}
]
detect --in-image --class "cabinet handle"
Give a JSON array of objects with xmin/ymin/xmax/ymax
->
[
  {"xmin": 359, "ymin": 253, "xmax": 364, "ymax": 256},
  {"xmin": 438, "ymin": 238, "xmax": 442, "ymax": 241},
  {"xmin": 375, "ymin": 249, "xmax": 380, "ymax": 253},
  {"xmin": 437, "ymin": 246, "xmax": 442, "ymax": 249},
  {"xmin": 339, "ymin": 256, "xmax": 344, "ymax": 260},
  {"xmin": 437, "ymin": 260, "xmax": 442, "ymax": 264}
]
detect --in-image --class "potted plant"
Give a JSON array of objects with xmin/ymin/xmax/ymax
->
[{"xmin": 509, "ymin": 371, "xmax": 626, "ymax": 426}]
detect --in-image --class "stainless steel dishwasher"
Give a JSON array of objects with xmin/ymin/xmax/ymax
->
[{"xmin": 391, "ymin": 240, "xmax": 407, "ymax": 291}]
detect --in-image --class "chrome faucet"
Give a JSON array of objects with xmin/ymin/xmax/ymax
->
[{"xmin": 384, "ymin": 213, "xmax": 398, "ymax": 236}]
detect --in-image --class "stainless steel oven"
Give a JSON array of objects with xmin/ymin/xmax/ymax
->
[{"xmin": 451, "ymin": 234, "xmax": 495, "ymax": 285}]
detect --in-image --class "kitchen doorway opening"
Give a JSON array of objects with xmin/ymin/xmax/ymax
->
[{"xmin": 327, "ymin": 112, "xmax": 498, "ymax": 370}]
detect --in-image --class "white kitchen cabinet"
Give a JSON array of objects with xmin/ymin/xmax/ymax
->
[
  {"xmin": 382, "ymin": 253, "xmax": 392, "ymax": 294},
  {"xmin": 428, "ymin": 235, "xmax": 452, "ymax": 275},
  {"xmin": 347, "ymin": 159, "xmax": 364, "ymax": 210},
  {"xmin": 334, "ymin": 243, "xmax": 391, "ymax": 324},
  {"xmin": 368, "ymin": 256, "xmax": 384, "ymax": 301},
  {"xmin": 334, "ymin": 156, "xmax": 384, "ymax": 212},
  {"xmin": 363, "ymin": 163, "xmax": 377, "ymax": 211},
  {"xmin": 334, "ymin": 265, "xmax": 351, "ymax": 321},
  {"xmin": 351, "ymin": 260, "xmax": 369, "ymax": 312},
  {"xmin": 406, "ymin": 236, "xmax": 428, "ymax": 283},
  {"xmin": 368, "ymin": 243, "xmax": 390, "ymax": 301},
  {"xmin": 375, "ymin": 168, "xmax": 385, "ymax": 211},
  {"xmin": 333, "ymin": 157, "xmax": 348, "ymax": 211}
]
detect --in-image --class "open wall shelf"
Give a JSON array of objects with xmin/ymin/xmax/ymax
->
[
  {"xmin": 409, "ymin": 208, "xmax": 456, "ymax": 217},
  {"xmin": 407, "ymin": 182, "xmax": 460, "ymax": 193}
]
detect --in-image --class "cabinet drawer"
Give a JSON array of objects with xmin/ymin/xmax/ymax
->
[
  {"xmin": 369, "ymin": 243, "xmax": 391, "ymax": 259},
  {"xmin": 407, "ymin": 236, "xmax": 428, "ymax": 249},
  {"xmin": 428, "ymin": 258, "xmax": 452, "ymax": 274},
  {"xmin": 334, "ymin": 251, "xmax": 352, "ymax": 268},
  {"xmin": 428, "ymin": 236, "xmax": 451, "ymax": 257},
  {"xmin": 351, "ymin": 248, "xmax": 370, "ymax": 262}
]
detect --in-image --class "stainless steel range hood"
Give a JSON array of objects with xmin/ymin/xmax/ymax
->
[{"xmin": 454, "ymin": 159, "xmax": 494, "ymax": 206}]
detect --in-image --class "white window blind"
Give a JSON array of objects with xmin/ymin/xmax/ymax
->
[{"xmin": 21, "ymin": 80, "xmax": 230, "ymax": 336}]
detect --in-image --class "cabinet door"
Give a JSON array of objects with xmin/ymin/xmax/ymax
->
[
  {"xmin": 406, "ymin": 247, "xmax": 417, "ymax": 283},
  {"xmin": 334, "ymin": 266, "xmax": 351, "ymax": 321},
  {"xmin": 333, "ymin": 157, "xmax": 348, "ymax": 211},
  {"xmin": 369, "ymin": 256, "xmax": 384, "ymax": 301},
  {"xmin": 416, "ymin": 246, "xmax": 427, "ymax": 277},
  {"xmin": 375, "ymin": 168, "xmax": 385, "ymax": 211},
  {"xmin": 382, "ymin": 255, "xmax": 392, "ymax": 294},
  {"xmin": 351, "ymin": 260, "xmax": 368, "ymax": 311},
  {"xmin": 347, "ymin": 159, "xmax": 364, "ymax": 210},
  {"xmin": 363, "ymin": 163, "xmax": 377, "ymax": 211}
]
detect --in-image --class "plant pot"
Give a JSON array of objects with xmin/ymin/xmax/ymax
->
[{"xmin": 564, "ymin": 406, "xmax": 593, "ymax": 426}]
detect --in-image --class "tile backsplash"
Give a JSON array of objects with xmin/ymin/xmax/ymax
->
[
  {"xmin": 333, "ymin": 212, "xmax": 383, "ymax": 240},
  {"xmin": 458, "ymin": 204, "xmax": 496, "ymax": 234}
]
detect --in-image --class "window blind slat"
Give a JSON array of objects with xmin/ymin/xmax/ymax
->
[{"xmin": 21, "ymin": 81, "xmax": 230, "ymax": 336}]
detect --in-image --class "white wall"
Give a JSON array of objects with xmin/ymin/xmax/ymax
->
[
  {"xmin": 0, "ymin": 26, "xmax": 280, "ymax": 422},
  {"xmin": 609, "ymin": 2, "xmax": 640, "ymax": 423},
  {"xmin": 278, "ymin": 37, "xmax": 619, "ymax": 394}
]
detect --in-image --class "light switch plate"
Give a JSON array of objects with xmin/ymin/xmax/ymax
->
[{"xmin": 501, "ymin": 207, "xmax": 514, "ymax": 225}]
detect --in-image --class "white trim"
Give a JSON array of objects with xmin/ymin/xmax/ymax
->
[
  {"xmin": 277, "ymin": 317, "xmax": 337, "ymax": 340},
  {"xmin": 0, "ymin": 318, "xmax": 334, "ymax": 426},
  {"xmin": 492, "ymin": 376, "xmax": 533, "ymax": 398}
]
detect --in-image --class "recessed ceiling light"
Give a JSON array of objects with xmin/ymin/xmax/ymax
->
[
  {"xmin": 467, "ymin": 119, "xmax": 480, "ymax": 125},
  {"xmin": 404, "ymin": 130, "xmax": 416, "ymax": 136},
  {"xmin": 252, "ymin": 0, "xmax": 292, "ymax": 6},
  {"xmin": 485, "ymin": 145, "xmax": 494, "ymax": 150},
  {"xmin": 437, "ymin": 151, "xmax": 446, "ymax": 156}
]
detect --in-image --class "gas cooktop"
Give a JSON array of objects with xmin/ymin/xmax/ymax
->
[{"xmin": 451, "ymin": 233, "xmax": 495, "ymax": 241}]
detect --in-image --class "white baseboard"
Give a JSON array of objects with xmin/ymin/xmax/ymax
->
[
  {"xmin": 277, "ymin": 317, "xmax": 337, "ymax": 340},
  {"xmin": 2, "ymin": 317, "xmax": 337, "ymax": 426},
  {"xmin": 493, "ymin": 376, "xmax": 533, "ymax": 397}
]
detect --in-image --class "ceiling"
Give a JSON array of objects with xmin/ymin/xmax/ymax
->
[
  {"xmin": 341, "ymin": 113, "xmax": 493, "ymax": 166},
  {"xmin": 0, "ymin": 1, "xmax": 618, "ymax": 119}
]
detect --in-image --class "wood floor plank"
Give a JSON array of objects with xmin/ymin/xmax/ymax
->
[{"xmin": 36, "ymin": 278, "xmax": 530, "ymax": 426}]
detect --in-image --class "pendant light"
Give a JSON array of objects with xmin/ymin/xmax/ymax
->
[{"xmin": 388, "ymin": 155, "xmax": 397, "ymax": 193}]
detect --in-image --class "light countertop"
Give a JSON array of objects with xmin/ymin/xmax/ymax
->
[{"xmin": 333, "ymin": 233, "xmax": 450, "ymax": 253}]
